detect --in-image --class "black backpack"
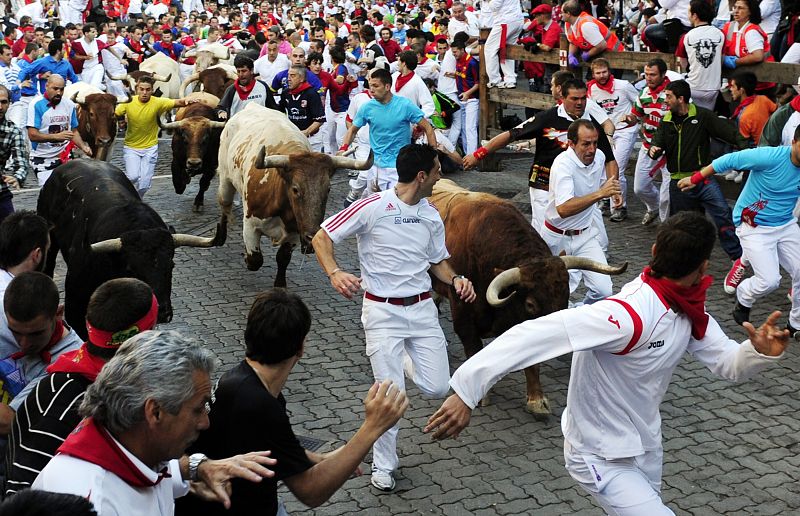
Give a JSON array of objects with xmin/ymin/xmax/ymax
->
[{"xmin": 432, "ymin": 90, "xmax": 460, "ymax": 129}]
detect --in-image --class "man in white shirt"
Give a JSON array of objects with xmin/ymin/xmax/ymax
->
[
  {"xmin": 434, "ymin": 38, "xmax": 462, "ymax": 148},
  {"xmin": 391, "ymin": 50, "xmax": 435, "ymax": 118},
  {"xmin": 253, "ymin": 40, "xmax": 290, "ymax": 87},
  {"xmin": 426, "ymin": 210, "xmax": 788, "ymax": 515},
  {"xmin": 33, "ymin": 330, "xmax": 279, "ymax": 515},
  {"xmin": 312, "ymin": 144, "xmax": 475, "ymax": 494},
  {"xmin": 676, "ymin": 0, "xmax": 724, "ymax": 110},
  {"xmin": 447, "ymin": 2, "xmax": 479, "ymax": 45},
  {"xmin": 542, "ymin": 120, "xmax": 621, "ymax": 304}
]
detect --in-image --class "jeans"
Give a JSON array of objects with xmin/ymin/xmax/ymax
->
[{"xmin": 668, "ymin": 178, "xmax": 742, "ymax": 260}]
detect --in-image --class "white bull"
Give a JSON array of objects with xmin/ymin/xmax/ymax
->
[
  {"xmin": 185, "ymin": 42, "xmax": 233, "ymax": 72},
  {"xmin": 109, "ymin": 53, "xmax": 182, "ymax": 98},
  {"xmin": 216, "ymin": 103, "xmax": 373, "ymax": 287}
]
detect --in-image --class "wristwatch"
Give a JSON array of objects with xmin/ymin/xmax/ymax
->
[
  {"xmin": 188, "ymin": 453, "xmax": 208, "ymax": 482},
  {"xmin": 451, "ymin": 274, "xmax": 466, "ymax": 286}
]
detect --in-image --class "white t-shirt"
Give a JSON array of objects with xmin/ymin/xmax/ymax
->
[
  {"xmin": 253, "ymin": 53, "xmax": 290, "ymax": 87},
  {"xmin": 727, "ymin": 21, "xmax": 765, "ymax": 57},
  {"xmin": 583, "ymin": 99, "xmax": 610, "ymax": 125},
  {"xmin": 448, "ymin": 15, "xmax": 479, "ymax": 41},
  {"xmin": 391, "ymin": 72, "xmax": 435, "ymax": 118},
  {"xmin": 436, "ymin": 50, "xmax": 457, "ymax": 95},
  {"xmin": 570, "ymin": 19, "xmax": 604, "ymax": 47},
  {"xmin": 545, "ymin": 146, "xmax": 607, "ymax": 230},
  {"xmin": 682, "ymin": 24, "xmax": 724, "ymax": 91},
  {"xmin": 587, "ymin": 78, "xmax": 640, "ymax": 127},
  {"xmin": 322, "ymin": 189, "xmax": 449, "ymax": 298},
  {"xmin": 80, "ymin": 38, "xmax": 100, "ymax": 69},
  {"xmin": 144, "ymin": 2, "xmax": 169, "ymax": 18},
  {"xmin": 346, "ymin": 91, "xmax": 371, "ymax": 146},
  {"xmin": 781, "ymin": 111, "xmax": 800, "ymax": 146},
  {"xmin": 449, "ymin": 274, "xmax": 781, "ymax": 459}
]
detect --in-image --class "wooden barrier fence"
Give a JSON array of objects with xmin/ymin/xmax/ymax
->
[{"xmin": 477, "ymin": 27, "xmax": 800, "ymax": 171}]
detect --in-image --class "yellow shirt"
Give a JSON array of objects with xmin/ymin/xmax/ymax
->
[{"xmin": 115, "ymin": 96, "xmax": 175, "ymax": 149}]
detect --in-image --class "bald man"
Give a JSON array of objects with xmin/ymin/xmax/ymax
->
[{"xmin": 27, "ymin": 74, "xmax": 91, "ymax": 185}]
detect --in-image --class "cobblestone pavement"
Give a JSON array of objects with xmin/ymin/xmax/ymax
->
[{"xmin": 15, "ymin": 144, "xmax": 800, "ymax": 515}]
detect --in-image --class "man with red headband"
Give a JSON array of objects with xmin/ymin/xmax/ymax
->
[{"xmin": 3, "ymin": 278, "xmax": 150, "ymax": 494}]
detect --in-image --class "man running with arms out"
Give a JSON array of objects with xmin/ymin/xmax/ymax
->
[
  {"xmin": 312, "ymin": 143, "xmax": 475, "ymax": 493},
  {"xmin": 677, "ymin": 125, "xmax": 800, "ymax": 338},
  {"xmin": 426, "ymin": 211, "xmax": 789, "ymax": 514}
]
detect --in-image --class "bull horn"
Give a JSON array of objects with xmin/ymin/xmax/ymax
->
[
  {"xmin": 116, "ymin": 92, "xmax": 132, "ymax": 104},
  {"xmin": 70, "ymin": 91, "xmax": 85, "ymax": 105},
  {"xmin": 152, "ymin": 73, "xmax": 172, "ymax": 83},
  {"xmin": 184, "ymin": 48, "xmax": 197, "ymax": 58},
  {"xmin": 108, "ymin": 72, "xmax": 130, "ymax": 82},
  {"xmin": 560, "ymin": 256, "xmax": 628, "ymax": 275},
  {"xmin": 90, "ymin": 238, "xmax": 123, "ymax": 253},
  {"xmin": 226, "ymin": 69, "xmax": 239, "ymax": 81},
  {"xmin": 157, "ymin": 112, "xmax": 183, "ymax": 131},
  {"xmin": 172, "ymin": 223, "xmax": 226, "ymax": 248},
  {"xmin": 255, "ymin": 146, "xmax": 289, "ymax": 169},
  {"xmin": 486, "ymin": 267, "xmax": 522, "ymax": 307},
  {"xmin": 329, "ymin": 149, "xmax": 374, "ymax": 170},
  {"xmin": 208, "ymin": 120, "xmax": 227, "ymax": 129},
  {"xmin": 179, "ymin": 73, "xmax": 201, "ymax": 97}
]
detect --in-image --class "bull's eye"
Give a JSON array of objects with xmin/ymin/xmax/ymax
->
[{"xmin": 292, "ymin": 186, "xmax": 301, "ymax": 196}]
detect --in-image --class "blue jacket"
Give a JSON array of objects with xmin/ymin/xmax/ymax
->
[
  {"xmin": 18, "ymin": 56, "xmax": 79, "ymax": 95},
  {"xmin": 271, "ymin": 69, "xmax": 322, "ymax": 94}
]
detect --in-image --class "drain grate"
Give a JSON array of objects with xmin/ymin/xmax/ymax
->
[{"xmin": 296, "ymin": 435, "xmax": 328, "ymax": 452}]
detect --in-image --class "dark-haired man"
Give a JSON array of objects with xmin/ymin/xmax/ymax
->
[
  {"xmin": 313, "ymin": 143, "xmax": 475, "ymax": 492},
  {"xmin": 219, "ymin": 54, "xmax": 279, "ymax": 119},
  {"xmin": 5, "ymin": 278, "xmax": 158, "ymax": 495},
  {"xmin": 0, "ymin": 272, "xmax": 82, "ymax": 435},
  {"xmin": 426, "ymin": 211, "xmax": 788, "ymax": 514},
  {"xmin": 176, "ymin": 289, "xmax": 408, "ymax": 514}
]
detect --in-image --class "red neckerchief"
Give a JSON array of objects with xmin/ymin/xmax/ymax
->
[
  {"xmin": 47, "ymin": 343, "xmax": 106, "ymax": 382},
  {"xmin": 790, "ymin": 94, "xmax": 800, "ymax": 113},
  {"xmin": 419, "ymin": 55, "xmax": 428, "ymax": 65},
  {"xmin": 58, "ymin": 418, "xmax": 172, "ymax": 487},
  {"xmin": 732, "ymin": 95, "xmax": 757, "ymax": 119},
  {"xmin": 234, "ymin": 78, "xmax": 257, "ymax": 99},
  {"xmin": 641, "ymin": 266, "xmax": 712, "ymax": 339},
  {"xmin": 588, "ymin": 75, "xmax": 615, "ymax": 94},
  {"xmin": 159, "ymin": 41, "xmax": 176, "ymax": 59},
  {"xmin": 10, "ymin": 320, "xmax": 65, "ymax": 364},
  {"xmin": 43, "ymin": 92, "xmax": 60, "ymax": 108},
  {"xmin": 394, "ymin": 71, "xmax": 414, "ymax": 91},
  {"xmin": 21, "ymin": 54, "xmax": 33, "ymax": 64},
  {"xmin": 289, "ymin": 81, "xmax": 312, "ymax": 94},
  {"xmin": 648, "ymin": 77, "xmax": 670, "ymax": 98}
]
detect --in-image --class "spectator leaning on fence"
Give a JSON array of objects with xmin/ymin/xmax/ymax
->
[{"xmin": 562, "ymin": 0, "xmax": 623, "ymax": 69}]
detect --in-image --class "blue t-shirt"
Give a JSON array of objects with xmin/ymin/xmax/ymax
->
[
  {"xmin": 271, "ymin": 70, "xmax": 322, "ymax": 94},
  {"xmin": 711, "ymin": 146, "xmax": 800, "ymax": 227},
  {"xmin": 353, "ymin": 95, "xmax": 424, "ymax": 168}
]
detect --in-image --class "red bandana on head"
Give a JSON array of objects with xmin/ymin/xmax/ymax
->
[{"xmin": 59, "ymin": 418, "xmax": 171, "ymax": 487}]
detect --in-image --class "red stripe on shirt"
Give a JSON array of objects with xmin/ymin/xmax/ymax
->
[
  {"xmin": 607, "ymin": 298, "xmax": 643, "ymax": 355},
  {"xmin": 324, "ymin": 194, "xmax": 380, "ymax": 233}
]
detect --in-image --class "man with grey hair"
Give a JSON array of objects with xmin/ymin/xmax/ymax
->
[
  {"xmin": 32, "ymin": 330, "xmax": 278, "ymax": 515},
  {"xmin": 279, "ymin": 65, "xmax": 325, "ymax": 151}
]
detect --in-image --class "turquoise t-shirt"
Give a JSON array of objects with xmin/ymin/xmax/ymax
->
[{"xmin": 353, "ymin": 94, "xmax": 424, "ymax": 168}]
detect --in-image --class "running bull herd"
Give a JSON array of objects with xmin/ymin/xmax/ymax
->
[{"xmin": 39, "ymin": 99, "xmax": 626, "ymax": 419}]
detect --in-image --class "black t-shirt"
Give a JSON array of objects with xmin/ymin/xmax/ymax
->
[
  {"xmin": 279, "ymin": 84, "xmax": 326, "ymax": 131},
  {"xmin": 509, "ymin": 106, "xmax": 615, "ymax": 190},
  {"xmin": 174, "ymin": 361, "xmax": 313, "ymax": 516}
]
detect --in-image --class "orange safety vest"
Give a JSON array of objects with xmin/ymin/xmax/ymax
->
[
  {"xmin": 722, "ymin": 21, "xmax": 775, "ymax": 89},
  {"xmin": 566, "ymin": 12, "xmax": 623, "ymax": 52}
]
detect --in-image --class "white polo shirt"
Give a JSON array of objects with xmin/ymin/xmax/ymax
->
[
  {"xmin": 322, "ymin": 189, "xmax": 449, "ymax": 298},
  {"xmin": 545, "ymin": 146, "xmax": 607, "ymax": 230}
]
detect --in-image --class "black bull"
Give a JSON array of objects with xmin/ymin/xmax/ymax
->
[{"xmin": 37, "ymin": 159, "xmax": 225, "ymax": 339}]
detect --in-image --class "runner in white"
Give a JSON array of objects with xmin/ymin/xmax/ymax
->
[{"xmin": 425, "ymin": 211, "xmax": 788, "ymax": 515}]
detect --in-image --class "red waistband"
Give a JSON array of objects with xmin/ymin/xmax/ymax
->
[
  {"xmin": 544, "ymin": 220, "xmax": 587, "ymax": 236},
  {"xmin": 365, "ymin": 291, "xmax": 432, "ymax": 306}
]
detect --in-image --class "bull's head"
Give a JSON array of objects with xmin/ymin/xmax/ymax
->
[
  {"xmin": 255, "ymin": 146, "xmax": 374, "ymax": 253},
  {"xmin": 191, "ymin": 45, "xmax": 231, "ymax": 72},
  {"xmin": 70, "ymin": 92, "xmax": 132, "ymax": 161},
  {"xmin": 89, "ymin": 223, "xmax": 226, "ymax": 324},
  {"xmin": 180, "ymin": 68, "xmax": 238, "ymax": 98},
  {"xmin": 486, "ymin": 257, "xmax": 628, "ymax": 316},
  {"xmin": 158, "ymin": 112, "xmax": 226, "ymax": 179}
]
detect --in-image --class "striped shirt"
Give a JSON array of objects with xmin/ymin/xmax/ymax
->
[
  {"xmin": 5, "ymin": 372, "xmax": 90, "ymax": 496},
  {"xmin": 630, "ymin": 78, "xmax": 670, "ymax": 148}
]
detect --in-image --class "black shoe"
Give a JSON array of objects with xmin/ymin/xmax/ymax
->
[
  {"xmin": 732, "ymin": 301, "xmax": 751, "ymax": 325},
  {"xmin": 788, "ymin": 324, "xmax": 799, "ymax": 340},
  {"xmin": 600, "ymin": 198, "xmax": 611, "ymax": 216},
  {"xmin": 610, "ymin": 207, "xmax": 627, "ymax": 222}
]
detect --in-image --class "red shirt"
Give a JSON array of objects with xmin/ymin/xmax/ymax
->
[{"xmin": 378, "ymin": 38, "xmax": 402, "ymax": 62}]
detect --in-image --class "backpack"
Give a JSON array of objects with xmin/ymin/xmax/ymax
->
[{"xmin": 431, "ymin": 90, "xmax": 460, "ymax": 129}]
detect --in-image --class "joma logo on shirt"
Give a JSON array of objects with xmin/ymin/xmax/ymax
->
[{"xmin": 647, "ymin": 340, "xmax": 665, "ymax": 349}]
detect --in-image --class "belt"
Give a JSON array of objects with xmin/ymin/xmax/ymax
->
[
  {"xmin": 365, "ymin": 291, "xmax": 431, "ymax": 306},
  {"xmin": 545, "ymin": 220, "xmax": 587, "ymax": 236}
]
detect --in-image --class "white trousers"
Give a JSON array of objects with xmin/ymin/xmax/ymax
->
[
  {"xmin": 691, "ymin": 89, "xmax": 718, "ymax": 111},
  {"xmin": 593, "ymin": 206, "xmax": 609, "ymax": 254},
  {"xmin": 542, "ymin": 224, "xmax": 612, "ymax": 304},
  {"xmin": 633, "ymin": 146, "xmax": 670, "ymax": 222},
  {"xmin": 106, "ymin": 78, "xmax": 128, "ymax": 97},
  {"xmin": 736, "ymin": 220, "xmax": 800, "ymax": 328},
  {"xmin": 61, "ymin": 5, "xmax": 84, "ymax": 25},
  {"xmin": 612, "ymin": 127, "xmax": 637, "ymax": 207},
  {"xmin": 564, "ymin": 440, "xmax": 675, "ymax": 516},
  {"xmin": 444, "ymin": 91, "xmax": 463, "ymax": 150},
  {"xmin": 362, "ymin": 298, "xmax": 450, "ymax": 474},
  {"xmin": 123, "ymin": 144, "xmax": 159, "ymax": 196},
  {"xmin": 458, "ymin": 98, "xmax": 479, "ymax": 155},
  {"xmin": 80, "ymin": 65, "xmax": 105, "ymax": 91},
  {"xmin": 484, "ymin": 20, "xmax": 523, "ymax": 85},
  {"xmin": 351, "ymin": 165, "xmax": 397, "ymax": 196},
  {"xmin": 528, "ymin": 187, "xmax": 548, "ymax": 233},
  {"xmin": 307, "ymin": 130, "xmax": 324, "ymax": 152},
  {"xmin": 8, "ymin": 96, "xmax": 33, "ymax": 130}
]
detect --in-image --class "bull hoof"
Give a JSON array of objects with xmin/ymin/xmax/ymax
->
[
  {"xmin": 525, "ymin": 398, "xmax": 551, "ymax": 421},
  {"xmin": 192, "ymin": 203, "xmax": 203, "ymax": 213},
  {"xmin": 479, "ymin": 394, "xmax": 491, "ymax": 407},
  {"xmin": 245, "ymin": 252, "xmax": 263, "ymax": 271}
]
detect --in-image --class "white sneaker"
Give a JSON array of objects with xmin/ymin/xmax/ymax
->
[
  {"xmin": 724, "ymin": 170, "xmax": 739, "ymax": 181},
  {"xmin": 402, "ymin": 352, "xmax": 414, "ymax": 382},
  {"xmin": 501, "ymin": 82, "xmax": 517, "ymax": 89},
  {"xmin": 487, "ymin": 82, "xmax": 498, "ymax": 88},
  {"xmin": 371, "ymin": 470, "xmax": 395, "ymax": 492},
  {"xmin": 733, "ymin": 171, "xmax": 744, "ymax": 183}
]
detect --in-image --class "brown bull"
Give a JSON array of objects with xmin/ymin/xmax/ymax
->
[
  {"xmin": 429, "ymin": 179, "xmax": 626, "ymax": 418},
  {"xmin": 180, "ymin": 67, "xmax": 237, "ymax": 98},
  {"xmin": 70, "ymin": 91, "xmax": 131, "ymax": 161},
  {"xmin": 158, "ymin": 101, "xmax": 226, "ymax": 212}
]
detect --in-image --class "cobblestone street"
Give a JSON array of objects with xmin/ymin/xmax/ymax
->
[{"xmin": 15, "ymin": 143, "xmax": 800, "ymax": 515}]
